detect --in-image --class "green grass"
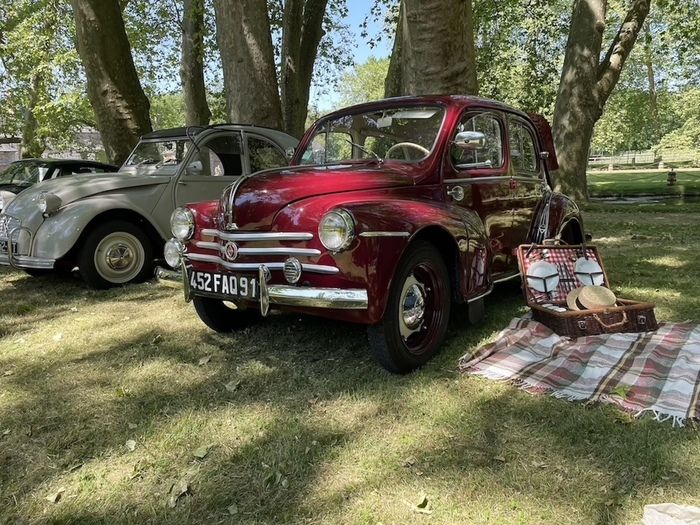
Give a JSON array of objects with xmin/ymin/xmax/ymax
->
[
  {"xmin": 1, "ymin": 204, "xmax": 699, "ymax": 524},
  {"xmin": 587, "ymin": 169, "xmax": 700, "ymax": 198}
]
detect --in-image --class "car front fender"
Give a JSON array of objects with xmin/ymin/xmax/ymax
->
[{"xmin": 31, "ymin": 195, "xmax": 167, "ymax": 261}]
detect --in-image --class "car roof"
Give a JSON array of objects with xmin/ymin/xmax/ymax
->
[
  {"xmin": 13, "ymin": 158, "xmax": 117, "ymax": 169},
  {"xmin": 319, "ymin": 95, "xmax": 531, "ymax": 121},
  {"xmin": 141, "ymin": 124, "xmax": 299, "ymax": 148}
]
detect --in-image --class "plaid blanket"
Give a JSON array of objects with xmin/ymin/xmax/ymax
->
[{"xmin": 459, "ymin": 317, "xmax": 700, "ymax": 427}]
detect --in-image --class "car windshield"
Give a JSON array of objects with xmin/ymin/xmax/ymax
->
[
  {"xmin": 0, "ymin": 161, "xmax": 51, "ymax": 186},
  {"xmin": 124, "ymin": 138, "xmax": 192, "ymax": 169},
  {"xmin": 300, "ymin": 106, "xmax": 445, "ymax": 165}
]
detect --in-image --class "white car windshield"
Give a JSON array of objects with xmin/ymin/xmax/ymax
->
[
  {"xmin": 300, "ymin": 106, "xmax": 445, "ymax": 165},
  {"xmin": 124, "ymin": 139, "xmax": 192, "ymax": 168}
]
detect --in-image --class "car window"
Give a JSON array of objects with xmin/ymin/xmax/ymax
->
[
  {"xmin": 248, "ymin": 136, "xmax": 287, "ymax": 172},
  {"xmin": 187, "ymin": 133, "xmax": 243, "ymax": 177},
  {"xmin": 451, "ymin": 112, "xmax": 504, "ymax": 170},
  {"xmin": 0, "ymin": 162, "xmax": 51, "ymax": 186},
  {"xmin": 301, "ymin": 131, "xmax": 352, "ymax": 164},
  {"xmin": 509, "ymin": 118, "xmax": 539, "ymax": 176}
]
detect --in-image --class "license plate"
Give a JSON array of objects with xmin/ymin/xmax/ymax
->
[
  {"xmin": 188, "ymin": 270, "xmax": 258, "ymax": 300},
  {"xmin": 0, "ymin": 239, "xmax": 16, "ymax": 255}
]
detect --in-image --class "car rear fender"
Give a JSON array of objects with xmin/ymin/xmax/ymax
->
[{"xmin": 528, "ymin": 191, "xmax": 584, "ymax": 244}]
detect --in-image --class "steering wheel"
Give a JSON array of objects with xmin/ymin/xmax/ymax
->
[{"xmin": 385, "ymin": 142, "xmax": 430, "ymax": 160}]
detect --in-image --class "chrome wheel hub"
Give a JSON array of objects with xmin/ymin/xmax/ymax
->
[
  {"xmin": 399, "ymin": 274, "xmax": 426, "ymax": 340},
  {"xmin": 105, "ymin": 244, "xmax": 134, "ymax": 270}
]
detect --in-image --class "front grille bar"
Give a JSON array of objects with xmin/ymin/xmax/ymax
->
[{"xmin": 201, "ymin": 229, "xmax": 313, "ymax": 242}]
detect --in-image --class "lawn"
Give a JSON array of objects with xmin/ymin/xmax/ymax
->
[
  {"xmin": 587, "ymin": 169, "xmax": 700, "ymax": 198},
  {"xmin": 1, "ymin": 203, "xmax": 699, "ymax": 524}
]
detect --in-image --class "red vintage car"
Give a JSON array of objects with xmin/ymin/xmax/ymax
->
[{"xmin": 158, "ymin": 96, "xmax": 584, "ymax": 373}]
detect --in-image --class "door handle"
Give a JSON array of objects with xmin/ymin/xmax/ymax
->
[{"xmin": 447, "ymin": 186, "xmax": 464, "ymax": 201}]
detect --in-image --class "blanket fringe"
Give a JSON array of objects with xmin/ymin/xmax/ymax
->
[{"xmin": 465, "ymin": 368, "xmax": 690, "ymax": 427}]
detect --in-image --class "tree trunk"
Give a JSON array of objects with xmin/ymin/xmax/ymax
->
[
  {"xmin": 552, "ymin": 0, "xmax": 650, "ymax": 201},
  {"xmin": 280, "ymin": 0, "xmax": 328, "ymax": 138},
  {"xmin": 384, "ymin": 0, "xmax": 478, "ymax": 97},
  {"xmin": 213, "ymin": 0, "xmax": 283, "ymax": 130},
  {"xmin": 180, "ymin": 0, "xmax": 211, "ymax": 126},
  {"xmin": 21, "ymin": 74, "xmax": 45, "ymax": 158},
  {"xmin": 71, "ymin": 0, "xmax": 152, "ymax": 166},
  {"xmin": 642, "ymin": 23, "xmax": 658, "ymax": 131}
]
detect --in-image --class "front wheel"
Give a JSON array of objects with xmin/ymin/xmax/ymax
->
[
  {"xmin": 78, "ymin": 221, "xmax": 153, "ymax": 289},
  {"xmin": 367, "ymin": 241, "xmax": 451, "ymax": 374},
  {"xmin": 193, "ymin": 296, "xmax": 262, "ymax": 332}
]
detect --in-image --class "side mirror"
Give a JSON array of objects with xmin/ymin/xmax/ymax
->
[
  {"xmin": 185, "ymin": 160, "xmax": 203, "ymax": 176},
  {"xmin": 285, "ymin": 147, "xmax": 296, "ymax": 160},
  {"xmin": 453, "ymin": 131, "xmax": 486, "ymax": 151}
]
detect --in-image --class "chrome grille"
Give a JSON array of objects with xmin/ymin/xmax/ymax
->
[{"xmin": 185, "ymin": 229, "xmax": 339, "ymax": 275}]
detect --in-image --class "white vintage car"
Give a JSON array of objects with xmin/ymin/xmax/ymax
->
[{"xmin": 0, "ymin": 125, "xmax": 297, "ymax": 288}]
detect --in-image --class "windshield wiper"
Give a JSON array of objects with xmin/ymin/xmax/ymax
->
[{"xmin": 344, "ymin": 139, "xmax": 383, "ymax": 164}]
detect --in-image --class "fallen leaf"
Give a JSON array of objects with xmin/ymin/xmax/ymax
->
[
  {"xmin": 612, "ymin": 385, "xmax": 632, "ymax": 399},
  {"xmin": 198, "ymin": 355, "xmax": 212, "ymax": 366},
  {"xmin": 128, "ymin": 423, "xmax": 138, "ymax": 430},
  {"xmin": 168, "ymin": 479, "xmax": 190, "ymax": 508},
  {"xmin": 225, "ymin": 380, "xmax": 241, "ymax": 392},
  {"xmin": 403, "ymin": 457, "xmax": 417, "ymax": 468},
  {"xmin": 416, "ymin": 493, "xmax": 429, "ymax": 509},
  {"xmin": 2, "ymin": 429, "xmax": 10, "ymax": 436},
  {"xmin": 3, "ymin": 370, "xmax": 13, "ymax": 376},
  {"xmin": 226, "ymin": 503, "xmax": 238, "ymax": 515},
  {"xmin": 193, "ymin": 445, "xmax": 211, "ymax": 459},
  {"xmin": 494, "ymin": 456, "xmax": 506, "ymax": 463},
  {"xmin": 125, "ymin": 439, "xmax": 136, "ymax": 452},
  {"xmin": 52, "ymin": 333, "xmax": 63, "ymax": 342},
  {"xmin": 70, "ymin": 307, "xmax": 78, "ymax": 312},
  {"xmin": 46, "ymin": 487, "xmax": 65, "ymax": 503}
]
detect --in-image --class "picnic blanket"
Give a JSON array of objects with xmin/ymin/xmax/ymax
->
[{"xmin": 459, "ymin": 317, "xmax": 700, "ymax": 427}]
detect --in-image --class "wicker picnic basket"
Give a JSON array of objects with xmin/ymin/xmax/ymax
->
[{"xmin": 517, "ymin": 243, "xmax": 658, "ymax": 338}]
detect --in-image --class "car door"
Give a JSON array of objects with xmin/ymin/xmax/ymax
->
[
  {"xmin": 506, "ymin": 115, "xmax": 545, "ymax": 244},
  {"xmin": 443, "ymin": 109, "xmax": 515, "ymax": 275},
  {"xmin": 175, "ymin": 131, "xmax": 244, "ymax": 207}
]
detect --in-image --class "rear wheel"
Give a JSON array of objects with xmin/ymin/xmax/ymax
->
[
  {"xmin": 367, "ymin": 241, "xmax": 451, "ymax": 374},
  {"xmin": 193, "ymin": 296, "xmax": 262, "ymax": 332},
  {"xmin": 78, "ymin": 221, "xmax": 153, "ymax": 289}
]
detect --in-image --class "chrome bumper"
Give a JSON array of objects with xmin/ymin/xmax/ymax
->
[
  {"xmin": 0, "ymin": 253, "xmax": 55, "ymax": 270},
  {"xmin": 154, "ymin": 264, "xmax": 369, "ymax": 314}
]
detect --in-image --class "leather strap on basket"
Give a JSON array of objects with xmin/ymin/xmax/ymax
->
[{"xmin": 592, "ymin": 311, "xmax": 628, "ymax": 332}]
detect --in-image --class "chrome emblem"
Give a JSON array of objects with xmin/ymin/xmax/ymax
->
[{"xmin": 223, "ymin": 241, "xmax": 239, "ymax": 261}]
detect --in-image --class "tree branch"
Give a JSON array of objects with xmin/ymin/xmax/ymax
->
[{"xmin": 595, "ymin": 0, "xmax": 650, "ymax": 104}]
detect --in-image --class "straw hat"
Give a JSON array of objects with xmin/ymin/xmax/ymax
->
[{"xmin": 566, "ymin": 285, "xmax": 617, "ymax": 311}]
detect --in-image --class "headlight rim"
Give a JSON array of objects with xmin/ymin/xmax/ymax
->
[
  {"xmin": 164, "ymin": 238, "xmax": 185, "ymax": 269},
  {"xmin": 37, "ymin": 191, "xmax": 62, "ymax": 216},
  {"xmin": 170, "ymin": 207, "xmax": 195, "ymax": 241},
  {"xmin": 318, "ymin": 208, "xmax": 355, "ymax": 252}
]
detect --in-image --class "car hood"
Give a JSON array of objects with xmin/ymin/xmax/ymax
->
[
  {"xmin": 229, "ymin": 162, "xmax": 421, "ymax": 229},
  {"xmin": 3, "ymin": 172, "xmax": 171, "ymax": 217}
]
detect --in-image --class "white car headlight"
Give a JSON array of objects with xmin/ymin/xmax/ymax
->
[
  {"xmin": 170, "ymin": 207, "xmax": 195, "ymax": 240},
  {"xmin": 37, "ymin": 192, "xmax": 62, "ymax": 216},
  {"xmin": 164, "ymin": 239, "xmax": 185, "ymax": 268},
  {"xmin": 318, "ymin": 209, "xmax": 355, "ymax": 252}
]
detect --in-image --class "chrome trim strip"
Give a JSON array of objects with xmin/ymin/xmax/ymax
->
[
  {"xmin": 359, "ymin": 231, "xmax": 411, "ymax": 238},
  {"xmin": 466, "ymin": 285, "xmax": 493, "ymax": 303},
  {"xmin": 444, "ymin": 175, "xmax": 543, "ymax": 185},
  {"xmin": 185, "ymin": 252, "xmax": 339, "ymax": 274},
  {"xmin": 194, "ymin": 241, "xmax": 321, "ymax": 256},
  {"xmin": 201, "ymin": 229, "xmax": 314, "ymax": 242}
]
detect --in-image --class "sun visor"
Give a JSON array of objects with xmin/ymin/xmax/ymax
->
[{"xmin": 528, "ymin": 113, "xmax": 559, "ymax": 172}]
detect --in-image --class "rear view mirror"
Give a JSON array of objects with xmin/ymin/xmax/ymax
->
[
  {"xmin": 185, "ymin": 160, "xmax": 203, "ymax": 176},
  {"xmin": 453, "ymin": 131, "xmax": 486, "ymax": 151}
]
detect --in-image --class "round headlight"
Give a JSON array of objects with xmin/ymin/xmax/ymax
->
[
  {"xmin": 37, "ymin": 192, "xmax": 62, "ymax": 216},
  {"xmin": 318, "ymin": 209, "xmax": 355, "ymax": 252},
  {"xmin": 164, "ymin": 239, "xmax": 184, "ymax": 268},
  {"xmin": 170, "ymin": 207, "xmax": 195, "ymax": 240}
]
